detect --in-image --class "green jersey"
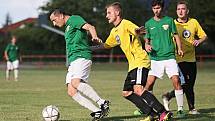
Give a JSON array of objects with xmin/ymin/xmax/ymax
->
[
  {"xmin": 145, "ymin": 16, "xmax": 177, "ymax": 60},
  {"xmin": 5, "ymin": 43, "xmax": 19, "ymax": 62},
  {"xmin": 65, "ymin": 15, "xmax": 92, "ymax": 64}
]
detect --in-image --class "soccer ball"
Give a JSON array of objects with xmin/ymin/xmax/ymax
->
[{"xmin": 42, "ymin": 105, "xmax": 60, "ymax": 121}]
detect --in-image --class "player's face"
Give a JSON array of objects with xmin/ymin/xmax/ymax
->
[
  {"xmin": 176, "ymin": 4, "xmax": 188, "ymax": 19},
  {"xmin": 50, "ymin": 13, "xmax": 65, "ymax": 27},
  {"xmin": 152, "ymin": 5, "xmax": 162, "ymax": 17},
  {"xmin": 11, "ymin": 37, "xmax": 16, "ymax": 44},
  {"xmin": 106, "ymin": 6, "xmax": 118, "ymax": 24}
]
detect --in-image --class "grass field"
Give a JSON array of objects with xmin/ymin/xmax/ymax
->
[{"xmin": 0, "ymin": 62, "xmax": 215, "ymax": 121}]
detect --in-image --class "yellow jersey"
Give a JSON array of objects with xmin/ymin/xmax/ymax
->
[
  {"xmin": 174, "ymin": 18, "xmax": 207, "ymax": 62},
  {"xmin": 104, "ymin": 19, "xmax": 150, "ymax": 72}
]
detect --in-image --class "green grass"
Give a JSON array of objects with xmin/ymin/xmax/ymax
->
[{"xmin": 0, "ymin": 62, "xmax": 215, "ymax": 121}]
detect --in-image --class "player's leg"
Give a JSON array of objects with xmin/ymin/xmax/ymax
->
[
  {"xmin": 73, "ymin": 58, "xmax": 109, "ymax": 115},
  {"xmin": 131, "ymin": 67, "xmax": 172, "ymax": 121},
  {"xmin": 68, "ymin": 80, "xmax": 100, "ymax": 112},
  {"xmin": 162, "ymin": 66, "xmax": 186, "ymax": 111},
  {"xmin": 66, "ymin": 58, "xmax": 103, "ymax": 120},
  {"xmin": 136, "ymin": 69, "xmax": 165, "ymax": 116},
  {"xmin": 13, "ymin": 60, "xmax": 19, "ymax": 81},
  {"xmin": 166, "ymin": 59, "xmax": 184, "ymax": 117},
  {"xmin": 123, "ymin": 68, "xmax": 157, "ymax": 118},
  {"xmin": 6, "ymin": 61, "xmax": 13, "ymax": 80},
  {"xmin": 179, "ymin": 62, "xmax": 199, "ymax": 114}
]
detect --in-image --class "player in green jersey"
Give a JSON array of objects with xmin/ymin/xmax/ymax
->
[
  {"xmin": 49, "ymin": 9, "xmax": 109, "ymax": 120},
  {"xmin": 142, "ymin": 0, "xmax": 185, "ymax": 118},
  {"xmin": 4, "ymin": 36, "xmax": 20, "ymax": 81}
]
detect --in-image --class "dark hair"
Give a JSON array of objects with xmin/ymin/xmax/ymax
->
[
  {"xmin": 106, "ymin": 2, "xmax": 122, "ymax": 17},
  {"xmin": 51, "ymin": 9, "xmax": 65, "ymax": 15},
  {"xmin": 151, "ymin": 0, "xmax": 164, "ymax": 8},
  {"xmin": 177, "ymin": 0, "xmax": 189, "ymax": 8}
]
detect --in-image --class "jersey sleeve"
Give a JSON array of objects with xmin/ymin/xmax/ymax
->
[
  {"xmin": 144, "ymin": 22, "xmax": 150, "ymax": 39},
  {"xmin": 5, "ymin": 44, "xmax": 10, "ymax": 52},
  {"xmin": 104, "ymin": 30, "xmax": 118, "ymax": 48},
  {"xmin": 126, "ymin": 21, "xmax": 139, "ymax": 36},
  {"xmin": 71, "ymin": 15, "xmax": 87, "ymax": 29},
  {"xmin": 170, "ymin": 18, "xmax": 178, "ymax": 34},
  {"xmin": 194, "ymin": 19, "xmax": 207, "ymax": 38}
]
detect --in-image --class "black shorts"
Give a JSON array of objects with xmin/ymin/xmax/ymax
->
[{"xmin": 123, "ymin": 67, "xmax": 149, "ymax": 91}]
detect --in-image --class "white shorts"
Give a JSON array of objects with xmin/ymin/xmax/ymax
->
[
  {"xmin": 7, "ymin": 60, "xmax": 19, "ymax": 70},
  {"xmin": 148, "ymin": 59, "xmax": 179, "ymax": 79},
  {"xmin": 65, "ymin": 58, "xmax": 92, "ymax": 84}
]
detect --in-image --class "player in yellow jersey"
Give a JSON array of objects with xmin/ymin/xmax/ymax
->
[
  {"xmin": 92, "ymin": 2, "xmax": 173, "ymax": 121},
  {"xmin": 161, "ymin": 0, "xmax": 207, "ymax": 115}
]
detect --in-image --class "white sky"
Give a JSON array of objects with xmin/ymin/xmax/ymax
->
[{"xmin": 0, "ymin": 0, "xmax": 49, "ymax": 28}]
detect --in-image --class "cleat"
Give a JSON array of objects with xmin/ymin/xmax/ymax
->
[
  {"xmin": 189, "ymin": 109, "xmax": 200, "ymax": 115},
  {"xmin": 90, "ymin": 111, "xmax": 103, "ymax": 121},
  {"xmin": 140, "ymin": 115, "xmax": 159, "ymax": 121},
  {"xmin": 140, "ymin": 116, "xmax": 153, "ymax": 121},
  {"xmin": 159, "ymin": 111, "xmax": 173, "ymax": 121},
  {"xmin": 162, "ymin": 93, "xmax": 170, "ymax": 111},
  {"xmin": 100, "ymin": 100, "xmax": 110, "ymax": 117},
  {"xmin": 134, "ymin": 109, "xmax": 144, "ymax": 116},
  {"xmin": 176, "ymin": 110, "xmax": 185, "ymax": 118}
]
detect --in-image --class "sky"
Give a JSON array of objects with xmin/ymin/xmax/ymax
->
[{"xmin": 0, "ymin": 0, "xmax": 49, "ymax": 28}]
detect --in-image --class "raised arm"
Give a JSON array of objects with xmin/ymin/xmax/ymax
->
[{"xmin": 82, "ymin": 23, "xmax": 102, "ymax": 43}]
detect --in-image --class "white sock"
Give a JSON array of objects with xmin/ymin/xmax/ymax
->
[
  {"xmin": 72, "ymin": 92, "xmax": 100, "ymax": 112},
  {"xmin": 175, "ymin": 89, "xmax": 184, "ymax": 111},
  {"xmin": 14, "ymin": 69, "xmax": 18, "ymax": 80},
  {"xmin": 77, "ymin": 83, "xmax": 105, "ymax": 106},
  {"xmin": 6, "ymin": 70, "xmax": 10, "ymax": 79}
]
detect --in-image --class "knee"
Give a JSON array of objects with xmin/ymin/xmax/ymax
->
[
  {"xmin": 67, "ymin": 84, "xmax": 78, "ymax": 97},
  {"xmin": 122, "ymin": 91, "xmax": 132, "ymax": 97},
  {"xmin": 133, "ymin": 87, "xmax": 144, "ymax": 96},
  {"xmin": 171, "ymin": 76, "xmax": 182, "ymax": 90}
]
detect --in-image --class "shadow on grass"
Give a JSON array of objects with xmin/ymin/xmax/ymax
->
[
  {"xmin": 101, "ymin": 115, "xmax": 142, "ymax": 121},
  {"xmin": 173, "ymin": 108, "xmax": 215, "ymax": 120},
  {"xmin": 59, "ymin": 108, "xmax": 215, "ymax": 121}
]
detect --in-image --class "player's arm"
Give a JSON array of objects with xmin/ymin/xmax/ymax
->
[
  {"xmin": 174, "ymin": 34, "xmax": 183, "ymax": 57},
  {"xmin": 4, "ymin": 45, "xmax": 9, "ymax": 61},
  {"xmin": 144, "ymin": 38, "xmax": 152, "ymax": 52},
  {"xmin": 4, "ymin": 51, "xmax": 9, "ymax": 61},
  {"xmin": 90, "ymin": 43, "xmax": 112, "ymax": 51},
  {"xmin": 193, "ymin": 36, "xmax": 207, "ymax": 47},
  {"xmin": 143, "ymin": 23, "xmax": 152, "ymax": 52},
  {"xmin": 82, "ymin": 23, "xmax": 102, "ymax": 44},
  {"xmin": 135, "ymin": 26, "xmax": 147, "ymax": 35},
  {"xmin": 192, "ymin": 21, "xmax": 208, "ymax": 46},
  {"xmin": 91, "ymin": 32, "xmax": 115, "ymax": 51}
]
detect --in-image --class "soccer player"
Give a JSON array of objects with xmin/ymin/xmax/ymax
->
[
  {"xmin": 162, "ymin": 0, "xmax": 207, "ymax": 115},
  {"xmin": 92, "ymin": 2, "xmax": 172, "ymax": 121},
  {"xmin": 142, "ymin": 0, "xmax": 185, "ymax": 118},
  {"xmin": 49, "ymin": 9, "xmax": 110, "ymax": 120},
  {"xmin": 4, "ymin": 36, "xmax": 20, "ymax": 81}
]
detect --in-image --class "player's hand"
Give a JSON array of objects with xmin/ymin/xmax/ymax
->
[
  {"xmin": 178, "ymin": 49, "xmax": 184, "ymax": 57},
  {"xmin": 135, "ymin": 26, "xmax": 146, "ymax": 35},
  {"xmin": 192, "ymin": 40, "xmax": 200, "ymax": 47},
  {"xmin": 92, "ymin": 37, "xmax": 103, "ymax": 44},
  {"xmin": 145, "ymin": 44, "xmax": 152, "ymax": 52}
]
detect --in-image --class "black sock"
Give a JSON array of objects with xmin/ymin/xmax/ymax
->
[
  {"xmin": 168, "ymin": 90, "xmax": 175, "ymax": 99},
  {"xmin": 141, "ymin": 91, "xmax": 165, "ymax": 114},
  {"xmin": 125, "ymin": 93, "xmax": 153, "ymax": 115}
]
